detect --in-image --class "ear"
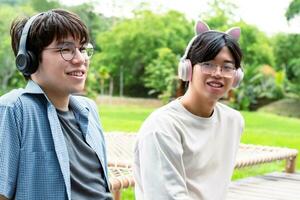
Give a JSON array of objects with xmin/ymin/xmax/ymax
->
[
  {"xmin": 194, "ymin": 21, "xmax": 210, "ymax": 35},
  {"xmin": 226, "ymin": 27, "xmax": 241, "ymax": 41}
]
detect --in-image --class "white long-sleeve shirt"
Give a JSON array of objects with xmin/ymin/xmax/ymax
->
[{"xmin": 134, "ymin": 99, "xmax": 244, "ymax": 200}]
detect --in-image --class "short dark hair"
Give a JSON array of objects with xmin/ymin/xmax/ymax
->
[
  {"xmin": 187, "ymin": 31, "xmax": 243, "ymax": 69},
  {"xmin": 10, "ymin": 9, "xmax": 89, "ymax": 79}
]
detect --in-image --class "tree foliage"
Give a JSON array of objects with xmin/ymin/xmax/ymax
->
[
  {"xmin": 67, "ymin": 3, "xmax": 113, "ymax": 45},
  {"xmin": 272, "ymin": 33, "xmax": 300, "ymax": 97},
  {"xmin": 0, "ymin": 0, "xmax": 299, "ymax": 110},
  {"xmin": 285, "ymin": 0, "xmax": 300, "ymax": 21},
  {"xmin": 237, "ymin": 22, "xmax": 274, "ymax": 67},
  {"xmin": 0, "ymin": 5, "xmax": 29, "ymax": 93},
  {"xmin": 96, "ymin": 10, "xmax": 192, "ymax": 96},
  {"xmin": 144, "ymin": 47, "xmax": 178, "ymax": 101},
  {"xmin": 29, "ymin": 0, "xmax": 61, "ymax": 12},
  {"xmin": 201, "ymin": 0, "xmax": 238, "ymax": 29},
  {"xmin": 273, "ymin": 34, "xmax": 300, "ymax": 68},
  {"xmin": 231, "ymin": 23, "xmax": 279, "ymax": 110}
]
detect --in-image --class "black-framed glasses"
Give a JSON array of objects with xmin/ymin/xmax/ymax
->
[
  {"xmin": 199, "ymin": 61, "xmax": 236, "ymax": 78},
  {"xmin": 44, "ymin": 42, "xmax": 94, "ymax": 61}
]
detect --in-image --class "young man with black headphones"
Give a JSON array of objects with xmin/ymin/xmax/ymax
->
[
  {"xmin": 134, "ymin": 21, "xmax": 244, "ymax": 200},
  {"xmin": 0, "ymin": 9, "xmax": 112, "ymax": 199}
]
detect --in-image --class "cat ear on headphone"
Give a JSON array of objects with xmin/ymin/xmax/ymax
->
[
  {"xmin": 226, "ymin": 27, "xmax": 241, "ymax": 41},
  {"xmin": 195, "ymin": 21, "xmax": 210, "ymax": 35}
]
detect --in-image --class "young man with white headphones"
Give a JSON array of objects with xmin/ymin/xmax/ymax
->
[
  {"xmin": 0, "ymin": 9, "xmax": 112, "ymax": 200},
  {"xmin": 134, "ymin": 21, "xmax": 244, "ymax": 200}
]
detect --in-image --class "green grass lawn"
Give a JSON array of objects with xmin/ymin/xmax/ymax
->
[{"xmin": 98, "ymin": 103, "xmax": 300, "ymax": 199}]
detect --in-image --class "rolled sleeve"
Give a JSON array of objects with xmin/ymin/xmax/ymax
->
[{"xmin": 0, "ymin": 105, "xmax": 21, "ymax": 198}]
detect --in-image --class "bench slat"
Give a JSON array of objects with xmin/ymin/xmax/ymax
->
[{"xmin": 226, "ymin": 172, "xmax": 300, "ymax": 200}]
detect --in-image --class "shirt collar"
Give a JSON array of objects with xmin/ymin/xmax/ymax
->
[
  {"xmin": 69, "ymin": 96, "xmax": 89, "ymax": 115},
  {"xmin": 24, "ymin": 80, "xmax": 46, "ymax": 94},
  {"xmin": 24, "ymin": 80, "xmax": 89, "ymax": 113}
]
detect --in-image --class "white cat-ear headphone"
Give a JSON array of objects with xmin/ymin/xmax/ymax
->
[{"xmin": 178, "ymin": 21, "xmax": 244, "ymax": 88}]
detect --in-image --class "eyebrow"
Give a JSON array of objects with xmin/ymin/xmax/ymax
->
[
  {"xmin": 56, "ymin": 41, "xmax": 73, "ymax": 45},
  {"xmin": 58, "ymin": 41, "xmax": 88, "ymax": 48},
  {"xmin": 223, "ymin": 60, "xmax": 235, "ymax": 65},
  {"xmin": 209, "ymin": 60, "xmax": 235, "ymax": 65}
]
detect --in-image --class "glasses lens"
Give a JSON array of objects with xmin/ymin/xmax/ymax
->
[
  {"xmin": 60, "ymin": 42, "xmax": 94, "ymax": 61},
  {"xmin": 200, "ymin": 62, "xmax": 215, "ymax": 74},
  {"xmin": 222, "ymin": 65, "xmax": 236, "ymax": 77},
  {"xmin": 85, "ymin": 43, "xmax": 94, "ymax": 58},
  {"xmin": 200, "ymin": 62, "xmax": 236, "ymax": 77},
  {"xmin": 60, "ymin": 43, "xmax": 75, "ymax": 61}
]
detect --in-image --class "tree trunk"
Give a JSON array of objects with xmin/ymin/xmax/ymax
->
[
  {"xmin": 109, "ymin": 77, "xmax": 114, "ymax": 96},
  {"xmin": 100, "ymin": 79, "xmax": 104, "ymax": 95},
  {"xmin": 119, "ymin": 65, "xmax": 123, "ymax": 97}
]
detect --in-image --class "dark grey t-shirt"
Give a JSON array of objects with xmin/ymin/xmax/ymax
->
[{"xmin": 56, "ymin": 109, "xmax": 113, "ymax": 200}]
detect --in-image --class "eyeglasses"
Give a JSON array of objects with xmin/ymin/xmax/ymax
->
[
  {"xmin": 44, "ymin": 42, "xmax": 94, "ymax": 61},
  {"xmin": 198, "ymin": 62, "xmax": 236, "ymax": 78}
]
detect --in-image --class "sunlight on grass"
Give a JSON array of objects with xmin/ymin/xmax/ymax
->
[
  {"xmin": 241, "ymin": 111, "xmax": 300, "ymax": 165},
  {"xmin": 99, "ymin": 104, "xmax": 154, "ymax": 132}
]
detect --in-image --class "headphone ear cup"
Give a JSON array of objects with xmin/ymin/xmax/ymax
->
[
  {"xmin": 16, "ymin": 51, "xmax": 30, "ymax": 75},
  {"xmin": 15, "ymin": 50, "xmax": 38, "ymax": 76},
  {"xmin": 178, "ymin": 59, "xmax": 192, "ymax": 81},
  {"xmin": 232, "ymin": 68, "xmax": 244, "ymax": 88},
  {"xmin": 27, "ymin": 50, "xmax": 38, "ymax": 75}
]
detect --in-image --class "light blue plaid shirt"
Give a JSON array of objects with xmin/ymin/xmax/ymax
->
[{"xmin": 0, "ymin": 80, "xmax": 110, "ymax": 200}]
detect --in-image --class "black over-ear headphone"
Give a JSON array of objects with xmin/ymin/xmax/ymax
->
[{"xmin": 16, "ymin": 13, "xmax": 43, "ymax": 76}]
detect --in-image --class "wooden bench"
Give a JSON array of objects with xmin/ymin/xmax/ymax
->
[
  {"xmin": 226, "ymin": 172, "xmax": 300, "ymax": 199},
  {"xmin": 104, "ymin": 132, "xmax": 298, "ymax": 200}
]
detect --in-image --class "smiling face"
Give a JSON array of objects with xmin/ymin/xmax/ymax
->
[
  {"xmin": 189, "ymin": 46, "xmax": 235, "ymax": 102},
  {"xmin": 31, "ymin": 36, "xmax": 89, "ymax": 98}
]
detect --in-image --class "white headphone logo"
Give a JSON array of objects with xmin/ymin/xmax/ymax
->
[{"xmin": 178, "ymin": 21, "xmax": 244, "ymax": 88}]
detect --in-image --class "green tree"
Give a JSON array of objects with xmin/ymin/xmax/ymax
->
[
  {"xmin": 96, "ymin": 10, "xmax": 192, "ymax": 96},
  {"xmin": 232, "ymin": 64, "xmax": 284, "ymax": 110},
  {"xmin": 273, "ymin": 33, "xmax": 300, "ymax": 68},
  {"xmin": 144, "ymin": 48, "xmax": 178, "ymax": 101},
  {"xmin": 237, "ymin": 22, "xmax": 274, "ymax": 67},
  {"xmin": 201, "ymin": 0, "xmax": 238, "ymax": 30},
  {"xmin": 0, "ymin": 0, "xmax": 27, "ymax": 5},
  {"xmin": 0, "ymin": 5, "xmax": 28, "ymax": 94},
  {"xmin": 67, "ymin": 3, "xmax": 113, "ymax": 45},
  {"xmin": 273, "ymin": 33, "xmax": 300, "ymax": 97},
  {"xmin": 285, "ymin": 58, "xmax": 300, "ymax": 97},
  {"xmin": 231, "ymin": 24, "xmax": 278, "ymax": 110},
  {"xmin": 29, "ymin": 0, "xmax": 61, "ymax": 12},
  {"xmin": 285, "ymin": 0, "xmax": 300, "ymax": 21}
]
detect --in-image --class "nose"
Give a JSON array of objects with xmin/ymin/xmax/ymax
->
[
  {"xmin": 71, "ymin": 48, "xmax": 86, "ymax": 64},
  {"xmin": 211, "ymin": 65, "xmax": 222, "ymax": 77}
]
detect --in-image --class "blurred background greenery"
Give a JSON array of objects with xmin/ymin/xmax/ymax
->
[{"xmin": 0, "ymin": 0, "xmax": 300, "ymax": 114}]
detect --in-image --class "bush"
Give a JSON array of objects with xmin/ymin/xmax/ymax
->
[{"xmin": 230, "ymin": 65, "xmax": 284, "ymax": 110}]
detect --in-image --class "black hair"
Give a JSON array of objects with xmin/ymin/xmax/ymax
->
[
  {"xmin": 187, "ymin": 31, "xmax": 243, "ymax": 69},
  {"xmin": 10, "ymin": 9, "xmax": 89, "ymax": 79}
]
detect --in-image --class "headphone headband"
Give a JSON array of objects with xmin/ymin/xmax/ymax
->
[{"xmin": 17, "ymin": 13, "xmax": 41, "ymax": 53}]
